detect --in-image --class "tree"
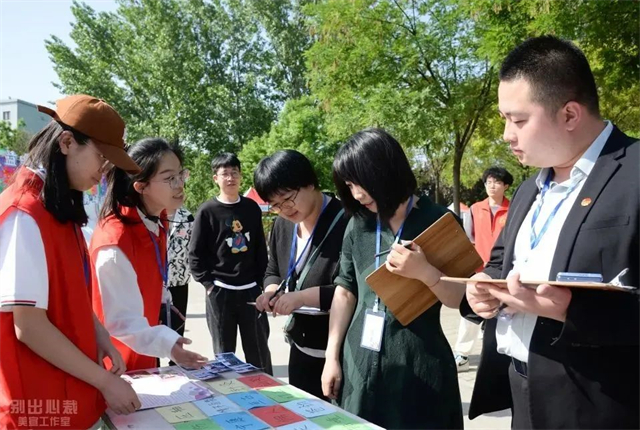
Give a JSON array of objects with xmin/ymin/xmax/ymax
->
[
  {"xmin": 45, "ymin": 0, "xmax": 300, "ymax": 153},
  {"xmin": 467, "ymin": 0, "xmax": 639, "ymax": 134},
  {"xmin": 0, "ymin": 120, "xmax": 31, "ymax": 155},
  {"xmin": 304, "ymin": 0, "xmax": 496, "ymax": 214},
  {"xmin": 239, "ymin": 96, "xmax": 340, "ymax": 192}
]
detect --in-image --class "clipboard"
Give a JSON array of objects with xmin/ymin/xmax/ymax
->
[
  {"xmin": 440, "ymin": 276, "xmax": 638, "ymax": 293},
  {"xmin": 365, "ymin": 212, "xmax": 482, "ymax": 326}
]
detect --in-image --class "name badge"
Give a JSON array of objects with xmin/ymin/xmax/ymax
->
[{"xmin": 360, "ymin": 309, "xmax": 385, "ymax": 352}]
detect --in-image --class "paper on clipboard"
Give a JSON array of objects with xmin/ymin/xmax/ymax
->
[{"xmin": 440, "ymin": 276, "xmax": 638, "ymax": 293}]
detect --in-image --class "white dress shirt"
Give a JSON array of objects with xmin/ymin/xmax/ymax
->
[
  {"xmin": 496, "ymin": 121, "xmax": 612, "ymax": 363},
  {"xmin": 95, "ymin": 208, "xmax": 179, "ymax": 360}
]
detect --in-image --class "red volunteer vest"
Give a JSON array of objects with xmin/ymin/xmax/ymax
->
[
  {"xmin": 90, "ymin": 206, "xmax": 168, "ymax": 371},
  {"xmin": 470, "ymin": 197, "xmax": 510, "ymax": 266},
  {"xmin": 0, "ymin": 168, "xmax": 104, "ymax": 430}
]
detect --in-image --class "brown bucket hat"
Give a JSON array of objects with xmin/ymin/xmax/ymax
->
[{"xmin": 37, "ymin": 94, "xmax": 141, "ymax": 173}]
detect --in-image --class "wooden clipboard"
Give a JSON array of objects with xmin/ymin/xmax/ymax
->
[
  {"xmin": 365, "ymin": 212, "xmax": 482, "ymax": 326},
  {"xmin": 441, "ymin": 277, "xmax": 638, "ymax": 293}
]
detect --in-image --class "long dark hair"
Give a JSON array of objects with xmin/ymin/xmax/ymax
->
[
  {"xmin": 100, "ymin": 138, "xmax": 183, "ymax": 222},
  {"xmin": 23, "ymin": 121, "xmax": 90, "ymax": 225},
  {"xmin": 333, "ymin": 128, "xmax": 416, "ymax": 223}
]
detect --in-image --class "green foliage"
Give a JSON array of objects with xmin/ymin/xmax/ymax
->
[
  {"xmin": 239, "ymin": 96, "xmax": 340, "ymax": 193},
  {"xmin": 0, "ymin": 119, "xmax": 31, "ymax": 155}
]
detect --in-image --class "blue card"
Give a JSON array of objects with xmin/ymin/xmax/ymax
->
[
  {"xmin": 227, "ymin": 391, "xmax": 276, "ymax": 410},
  {"xmin": 210, "ymin": 412, "xmax": 269, "ymax": 430}
]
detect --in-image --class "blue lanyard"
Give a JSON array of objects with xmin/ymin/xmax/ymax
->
[
  {"xmin": 530, "ymin": 172, "xmax": 582, "ymax": 250},
  {"xmin": 285, "ymin": 195, "xmax": 329, "ymax": 288},
  {"xmin": 374, "ymin": 195, "xmax": 414, "ymax": 310},
  {"xmin": 73, "ymin": 225, "xmax": 90, "ymax": 288},
  {"xmin": 148, "ymin": 229, "xmax": 168, "ymax": 285}
]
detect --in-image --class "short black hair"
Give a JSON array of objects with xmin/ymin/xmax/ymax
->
[
  {"xmin": 333, "ymin": 128, "xmax": 416, "ymax": 222},
  {"xmin": 23, "ymin": 121, "xmax": 91, "ymax": 225},
  {"xmin": 101, "ymin": 138, "xmax": 184, "ymax": 222},
  {"xmin": 500, "ymin": 35, "xmax": 600, "ymax": 116},
  {"xmin": 482, "ymin": 166, "xmax": 514, "ymax": 186},
  {"xmin": 211, "ymin": 152, "xmax": 241, "ymax": 173},
  {"xmin": 253, "ymin": 150, "xmax": 319, "ymax": 202}
]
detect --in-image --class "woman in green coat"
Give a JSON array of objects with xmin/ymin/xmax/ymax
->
[{"xmin": 321, "ymin": 128, "xmax": 465, "ymax": 429}]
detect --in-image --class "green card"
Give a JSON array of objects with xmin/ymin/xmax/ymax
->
[
  {"xmin": 173, "ymin": 419, "xmax": 223, "ymax": 430},
  {"xmin": 156, "ymin": 403, "xmax": 207, "ymax": 424},
  {"xmin": 259, "ymin": 385, "xmax": 309, "ymax": 403},
  {"xmin": 311, "ymin": 413, "xmax": 372, "ymax": 429}
]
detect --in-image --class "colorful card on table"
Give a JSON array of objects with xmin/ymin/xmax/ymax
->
[
  {"xmin": 210, "ymin": 412, "xmax": 270, "ymax": 430},
  {"xmin": 107, "ymin": 408, "xmax": 174, "ymax": 429},
  {"xmin": 208, "ymin": 379, "xmax": 252, "ymax": 395},
  {"xmin": 311, "ymin": 413, "xmax": 372, "ymax": 429},
  {"xmin": 258, "ymin": 385, "xmax": 309, "ymax": 403},
  {"xmin": 227, "ymin": 391, "xmax": 276, "ymax": 410},
  {"xmin": 232, "ymin": 363, "xmax": 259, "ymax": 374},
  {"xmin": 238, "ymin": 374, "xmax": 282, "ymax": 389},
  {"xmin": 276, "ymin": 421, "xmax": 324, "ymax": 430},
  {"xmin": 173, "ymin": 419, "xmax": 223, "ymax": 430},
  {"xmin": 157, "ymin": 403, "xmax": 208, "ymax": 424},
  {"xmin": 194, "ymin": 396, "xmax": 244, "ymax": 416},
  {"xmin": 216, "ymin": 353, "xmax": 245, "ymax": 367},
  {"xmin": 250, "ymin": 405, "xmax": 304, "ymax": 427},
  {"xmin": 283, "ymin": 399, "xmax": 335, "ymax": 419}
]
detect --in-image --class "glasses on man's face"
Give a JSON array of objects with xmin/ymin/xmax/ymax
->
[
  {"xmin": 268, "ymin": 190, "xmax": 298, "ymax": 214},
  {"xmin": 153, "ymin": 169, "xmax": 190, "ymax": 189},
  {"xmin": 217, "ymin": 170, "xmax": 240, "ymax": 179}
]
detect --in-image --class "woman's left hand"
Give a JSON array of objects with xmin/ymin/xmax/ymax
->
[
  {"xmin": 95, "ymin": 322, "xmax": 126, "ymax": 375},
  {"xmin": 385, "ymin": 242, "xmax": 441, "ymax": 286}
]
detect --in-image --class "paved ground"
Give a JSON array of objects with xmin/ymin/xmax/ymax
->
[{"xmin": 170, "ymin": 281, "xmax": 511, "ymax": 429}]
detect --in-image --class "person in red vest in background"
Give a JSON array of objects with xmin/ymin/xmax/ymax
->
[
  {"xmin": 91, "ymin": 138, "xmax": 207, "ymax": 372},
  {"xmin": 454, "ymin": 166, "xmax": 513, "ymax": 371},
  {"xmin": 0, "ymin": 95, "xmax": 141, "ymax": 429}
]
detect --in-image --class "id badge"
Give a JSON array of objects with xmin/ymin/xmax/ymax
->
[{"xmin": 360, "ymin": 309, "xmax": 385, "ymax": 352}]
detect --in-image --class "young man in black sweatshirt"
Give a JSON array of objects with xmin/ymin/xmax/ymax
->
[{"xmin": 189, "ymin": 153, "xmax": 272, "ymax": 374}]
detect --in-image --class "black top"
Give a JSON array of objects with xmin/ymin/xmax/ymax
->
[
  {"xmin": 264, "ymin": 197, "xmax": 349, "ymax": 350},
  {"xmin": 189, "ymin": 196, "xmax": 267, "ymax": 289}
]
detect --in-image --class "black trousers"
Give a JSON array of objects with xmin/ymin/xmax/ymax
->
[
  {"xmin": 205, "ymin": 285, "xmax": 273, "ymax": 375},
  {"xmin": 509, "ymin": 362, "xmax": 534, "ymax": 429},
  {"xmin": 288, "ymin": 344, "xmax": 328, "ymax": 401}
]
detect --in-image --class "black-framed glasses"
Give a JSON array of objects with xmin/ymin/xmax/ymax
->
[{"xmin": 268, "ymin": 190, "xmax": 299, "ymax": 213}]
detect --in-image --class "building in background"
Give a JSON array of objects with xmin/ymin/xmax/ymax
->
[{"xmin": 1, "ymin": 98, "xmax": 51, "ymax": 135}]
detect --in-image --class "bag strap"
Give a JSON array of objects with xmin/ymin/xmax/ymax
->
[{"xmin": 294, "ymin": 208, "xmax": 345, "ymax": 291}]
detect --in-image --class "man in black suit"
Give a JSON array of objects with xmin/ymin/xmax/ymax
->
[{"xmin": 463, "ymin": 35, "xmax": 639, "ymax": 429}]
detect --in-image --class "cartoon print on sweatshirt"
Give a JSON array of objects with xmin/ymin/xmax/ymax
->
[{"xmin": 225, "ymin": 217, "xmax": 250, "ymax": 253}]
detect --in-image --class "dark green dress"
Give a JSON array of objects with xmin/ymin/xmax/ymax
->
[{"xmin": 334, "ymin": 196, "xmax": 463, "ymax": 430}]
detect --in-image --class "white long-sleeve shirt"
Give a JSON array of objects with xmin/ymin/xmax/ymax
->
[{"xmin": 94, "ymin": 208, "xmax": 179, "ymax": 360}]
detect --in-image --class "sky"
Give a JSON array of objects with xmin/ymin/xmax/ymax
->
[{"xmin": 0, "ymin": 0, "xmax": 118, "ymax": 107}]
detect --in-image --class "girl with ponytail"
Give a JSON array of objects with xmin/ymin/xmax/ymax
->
[{"xmin": 90, "ymin": 138, "xmax": 207, "ymax": 371}]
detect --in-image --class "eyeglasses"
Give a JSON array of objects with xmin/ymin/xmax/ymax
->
[
  {"xmin": 216, "ymin": 170, "xmax": 240, "ymax": 179},
  {"xmin": 485, "ymin": 180, "xmax": 504, "ymax": 186},
  {"xmin": 268, "ymin": 190, "xmax": 298, "ymax": 213},
  {"xmin": 151, "ymin": 169, "xmax": 190, "ymax": 189},
  {"xmin": 87, "ymin": 142, "xmax": 113, "ymax": 173}
]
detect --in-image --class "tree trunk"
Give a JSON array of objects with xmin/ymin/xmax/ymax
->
[
  {"xmin": 452, "ymin": 144, "xmax": 463, "ymax": 216},
  {"xmin": 434, "ymin": 172, "xmax": 441, "ymax": 205}
]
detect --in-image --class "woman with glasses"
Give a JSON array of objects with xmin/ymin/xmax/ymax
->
[
  {"xmin": 90, "ymin": 138, "xmax": 207, "ymax": 371},
  {"xmin": 0, "ymin": 95, "xmax": 141, "ymax": 428},
  {"xmin": 321, "ymin": 128, "xmax": 464, "ymax": 429},
  {"xmin": 253, "ymin": 150, "xmax": 349, "ymax": 400}
]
